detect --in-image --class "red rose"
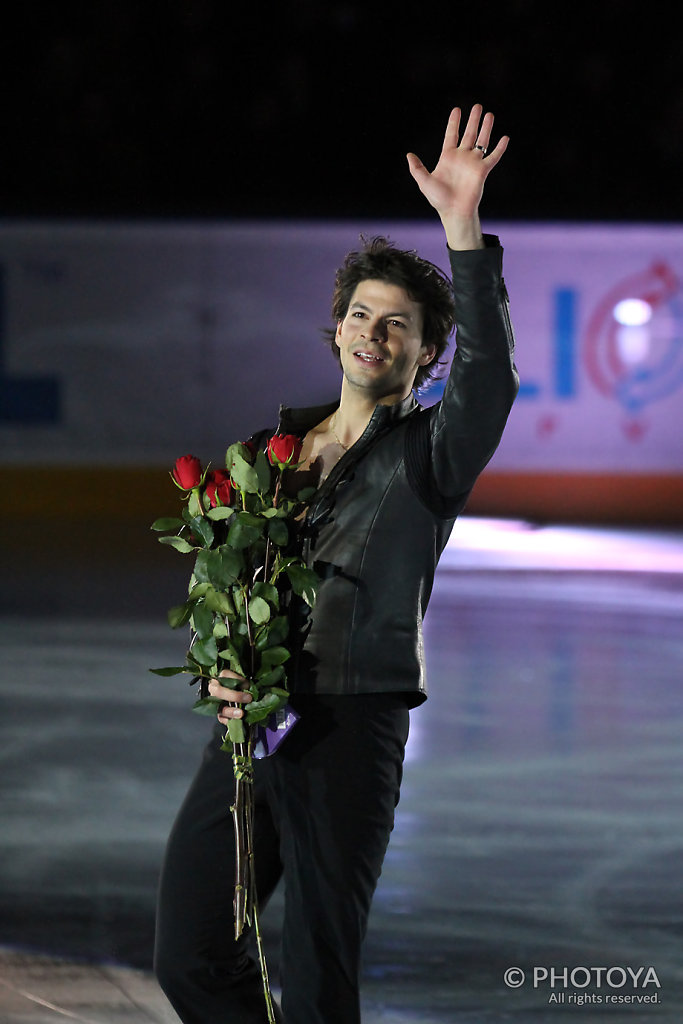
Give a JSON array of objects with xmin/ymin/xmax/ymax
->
[
  {"xmin": 205, "ymin": 469, "xmax": 233, "ymax": 508},
  {"xmin": 172, "ymin": 454, "xmax": 202, "ymax": 489},
  {"xmin": 267, "ymin": 434, "xmax": 303, "ymax": 468}
]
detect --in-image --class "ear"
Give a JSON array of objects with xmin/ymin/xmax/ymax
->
[
  {"xmin": 418, "ymin": 343, "xmax": 437, "ymax": 366},
  {"xmin": 335, "ymin": 321, "xmax": 343, "ymax": 349}
]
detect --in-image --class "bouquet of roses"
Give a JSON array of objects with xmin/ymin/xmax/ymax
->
[{"xmin": 151, "ymin": 434, "xmax": 318, "ymax": 1022}]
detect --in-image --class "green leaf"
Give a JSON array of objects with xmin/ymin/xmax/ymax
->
[
  {"xmin": 159, "ymin": 536, "xmax": 195, "ymax": 554},
  {"xmin": 190, "ymin": 514, "xmax": 214, "ymax": 548},
  {"xmin": 196, "ymin": 547, "xmax": 242, "ymax": 589},
  {"xmin": 228, "ymin": 513, "xmax": 265, "ymax": 550},
  {"xmin": 260, "ymin": 506, "xmax": 284, "ymax": 519},
  {"xmin": 149, "ymin": 666, "xmax": 188, "ymax": 676},
  {"xmin": 227, "ymin": 717, "xmax": 246, "ymax": 744},
  {"xmin": 191, "ymin": 636, "xmax": 219, "ymax": 667},
  {"xmin": 191, "ymin": 601, "xmax": 214, "ymax": 638},
  {"xmin": 260, "ymin": 646, "xmax": 290, "ymax": 670},
  {"xmin": 229, "ymin": 451, "xmax": 260, "ymax": 493},
  {"xmin": 167, "ymin": 603, "xmax": 192, "ymax": 629},
  {"xmin": 254, "ymin": 449, "xmax": 272, "ymax": 491},
  {"xmin": 244, "ymin": 691, "xmax": 281, "ymax": 724},
  {"xmin": 214, "ymin": 546, "xmax": 243, "ymax": 585},
  {"xmin": 286, "ymin": 563, "xmax": 319, "ymax": 607},
  {"xmin": 188, "ymin": 581, "xmax": 211, "ymax": 602},
  {"xmin": 204, "ymin": 586, "xmax": 234, "ymax": 616},
  {"xmin": 255, "ymin": 665, "xmax": 285, "ymax": 688},
  {"xmin": 151, "ymin": 517, "xmax": 185, "ymax": 532},
  {"xmin": 267, "ymin": 686, "xmax": 290, "ymax": 699},
  {"xmin": 206, "ymin": 506, "xmax": 235, "ymax": 521},
  {"xmin": 255, "ymin": 615, "xmax": 289, "ymax": 650},
  {"xmin": 269, "ymin": 554, "xmax": 298, "ymax": 581},
  {"xmin": 297, "ymin": 487, "xmax": 317, "ymax": 502},
  {"xmin": 248, "ymin": 595, "xmax": 271, "ymax": 625},
  {"xmin": 185, "ymin": 652, "xmax": 203, "ymax": 674},
  {"xmin": 252, "ymin": 581, "xmax": 279, "ymax": 606},
  {"xmin": 232, "ymin": 632, "xmax": 248, "ymax": 656},
  {"xmin": 192, "ymin": 696, "xmax": 223, "ymax": 717},
  {"xmin": 193, "ymin": 549, "xmax": 210, "ymax": 583},
  {"xmin": 217, "ymin": 640, "xmax": 245, "ymax": 676},
  {"xmin": 268, "ymin": 518, "xmax": 289, "ymax": 546},
  {"xmin": 188, "ymin": 490, "xmax": 202, "ymax": 518},
  {"xmin": 225, "ymin": 441, "xmax": 251, "ymax": 468}
]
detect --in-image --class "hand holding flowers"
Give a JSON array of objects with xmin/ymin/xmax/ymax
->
[{"xmin": 151, "ymin": 433, "xmax": 316, "ymax": 746}]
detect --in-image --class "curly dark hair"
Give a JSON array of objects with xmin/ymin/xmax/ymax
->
[{"xmin": 322, "ymin": 236, "xmax": 456, "ymax": 390}]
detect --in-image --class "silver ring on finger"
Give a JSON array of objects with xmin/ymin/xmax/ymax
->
[{"xmin": 474, "ymin": 144, "xmax": 488, "ymax": 155}]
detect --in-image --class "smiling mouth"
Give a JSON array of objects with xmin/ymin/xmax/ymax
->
[{"xmin": 354, "ymin": 351, "xmax": 385, "ymax": 364}]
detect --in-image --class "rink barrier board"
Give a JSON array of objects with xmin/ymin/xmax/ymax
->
[{"xmin": 4, "ymin": 466, "xmax": 682, "ymax": 526}]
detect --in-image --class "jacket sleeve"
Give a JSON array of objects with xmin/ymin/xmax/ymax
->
[{"xmin": 425, "ymin": 235, "xmax": 519, "ymax": 507}]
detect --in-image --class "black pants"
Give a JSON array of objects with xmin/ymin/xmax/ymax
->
[{"xmin": 154, "ymin": 693, "xmax": 410, "ymax": 1024}]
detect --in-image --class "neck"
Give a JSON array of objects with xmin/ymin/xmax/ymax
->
[{"xmin": 331, "ymin": 378, "xmax": 412, "ymax": 446}]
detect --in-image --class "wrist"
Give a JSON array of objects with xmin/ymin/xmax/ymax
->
[{"xmin": 440, "ymin": 212, "xmax": 485, "ymax": 251}]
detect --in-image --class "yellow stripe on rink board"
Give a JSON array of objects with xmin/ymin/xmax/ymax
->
[
  {"xmin": 4, "ymin": 466, "xmax": 178, "ymax": 521},
  {"xmin": 3, "ymin": 466, "xmax": 683, "ymax": 526}
]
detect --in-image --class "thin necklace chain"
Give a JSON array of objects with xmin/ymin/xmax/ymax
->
[{"xmin": 330, "ymin": 413, "xmax": 350, "ymax": 451}]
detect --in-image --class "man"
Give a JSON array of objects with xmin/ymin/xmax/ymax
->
[{"xmin": 155, "ymin": 103, "xmax": 518, "ymax": 1023}]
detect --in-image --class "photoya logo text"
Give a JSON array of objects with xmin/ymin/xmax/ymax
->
[{"xmin": 504, "ymin": 965, "xmax": 661, "ymax": 990}]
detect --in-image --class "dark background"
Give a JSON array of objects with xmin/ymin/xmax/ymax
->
[{"xmin": 2, "ymin": 0, "xmax": 681, "ymax": 222}]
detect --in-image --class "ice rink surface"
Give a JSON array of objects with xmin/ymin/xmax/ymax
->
[{"xmin": 1, "ymin": 518, "xmax": 682, "ymax": 1023}]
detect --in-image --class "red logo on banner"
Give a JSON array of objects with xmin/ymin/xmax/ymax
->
[{"xmin": 583, "ymin": 262, "xmax": 683, "ymax": 438}]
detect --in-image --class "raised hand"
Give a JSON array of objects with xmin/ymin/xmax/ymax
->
[{"xmin": 407, "ymin": 104, "xmax": 509, "ymax": 249}]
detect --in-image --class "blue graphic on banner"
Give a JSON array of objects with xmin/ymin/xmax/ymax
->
[
  {"xmin": 554, "ymin": 288, "xmax": 576, "ymax": 398},
  {"xmin": 0, "ymin": 264, "xmax": 61, "ymax": 423},
  {"xmin": 420, "ymin": 286, "xmax": 578, "ymax": 404}
]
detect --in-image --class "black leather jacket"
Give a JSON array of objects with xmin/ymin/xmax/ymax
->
[{"xmin": 277, "ymin": 239, "xmax": 518, "ymax": 706}]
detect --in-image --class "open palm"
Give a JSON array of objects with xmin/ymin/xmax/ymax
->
[{"xmin": 407, "ymin": 104, "xmax": 509, "ymax": 221}]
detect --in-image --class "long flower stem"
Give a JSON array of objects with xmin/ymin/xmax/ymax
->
[
  {"xmin": 260, "ymin": 476, "xmax": 281, "ymax": 591},
  {"xmin": 230, "ymin": 728, "xmax": 275, "ymax": 1019},
  {"xmin": 230, "ymin": 733, "xmax": 249, "ymax": 938},
  {"xmin": 250, "ymin": 831, "xmax": 276, "ymax": 1022}
]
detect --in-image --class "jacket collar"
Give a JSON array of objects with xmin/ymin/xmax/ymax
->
[{"xmin": 278, "ymin": 392, "xmax": 419, "ymax": 437}]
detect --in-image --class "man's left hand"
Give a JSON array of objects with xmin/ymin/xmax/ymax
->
[{"xmin": 407, "ymin": 104, "xmax": 509, "ymax": 250}]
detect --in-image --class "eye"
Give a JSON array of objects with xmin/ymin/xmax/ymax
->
[{"xmin": 388, "ymin": 319, "xmax": 406, "ymax": 328}]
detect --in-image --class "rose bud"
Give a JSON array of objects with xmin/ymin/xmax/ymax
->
[
  {"xmin": 205, "ymin": 469, "xmax": 233, "ymax": 508},
  {"xmin": 267, "ymin": 434, "xmax": 304, "ymax": 468},
  {"xmin": 172, "ymin": 454, "xmax": 203, "ymax": 490}
]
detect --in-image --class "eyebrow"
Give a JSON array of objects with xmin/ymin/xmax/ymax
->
[{"xmin": 350, "ymin": 301, "xmax": 414, "ymax": 320}]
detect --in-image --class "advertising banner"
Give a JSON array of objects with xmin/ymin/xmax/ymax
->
[{"xmin": 2, "ymin": 221, "xmax": 681, "ymax": 520}]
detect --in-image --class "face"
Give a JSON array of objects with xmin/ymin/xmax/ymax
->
[{"xmin": 335, "ymin": 279, "xmax": 436, "ymax": 402}]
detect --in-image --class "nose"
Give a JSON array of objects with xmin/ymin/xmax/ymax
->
[{"xmin": 362, "ymin": 318, "xmax": 388, "ymax": 343}]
